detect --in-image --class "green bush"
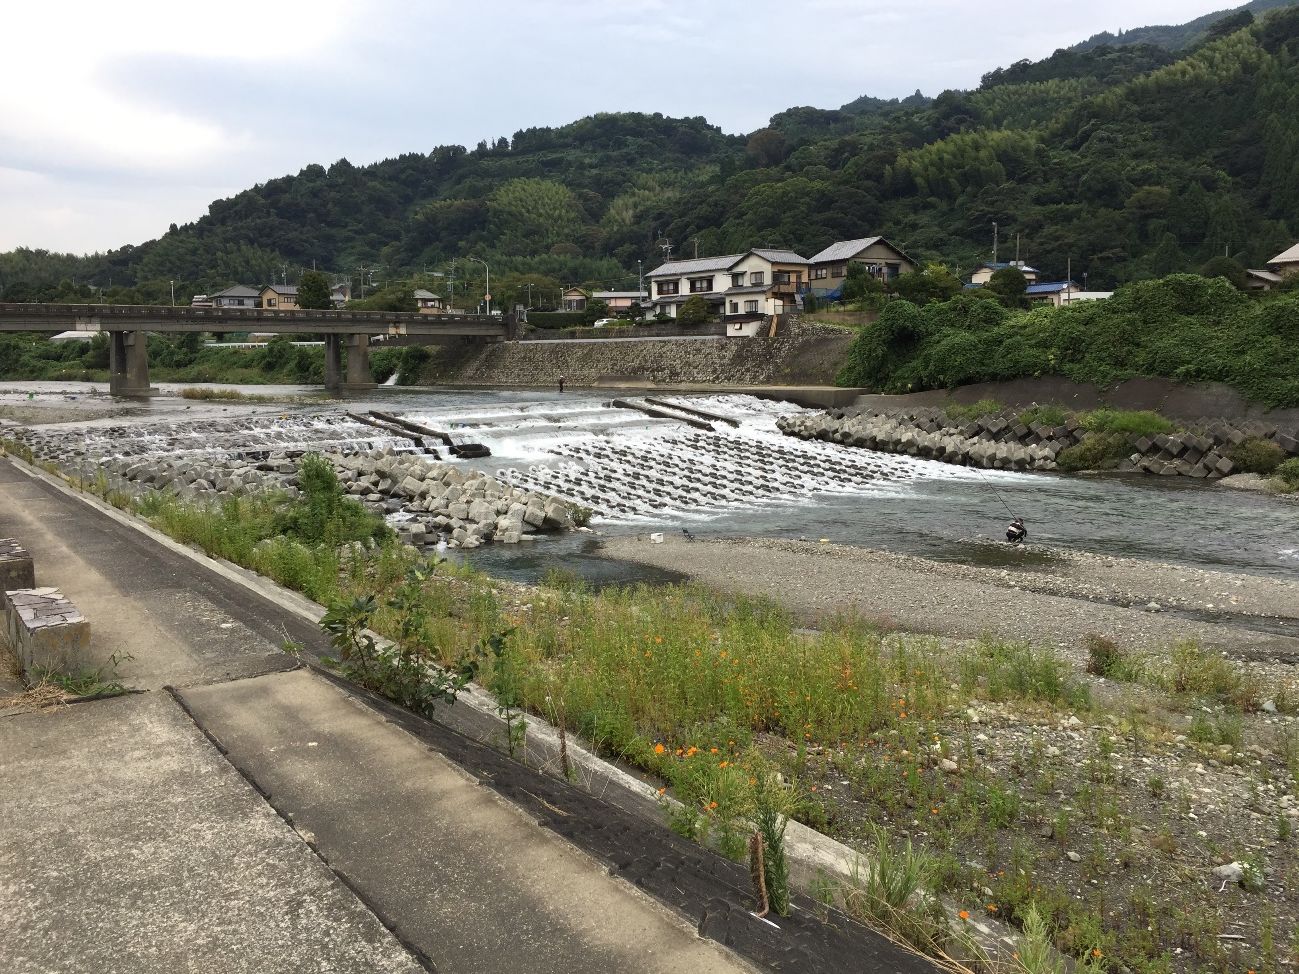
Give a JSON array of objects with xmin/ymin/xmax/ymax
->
[
  {"xmin": 1018, "ymin": 403, "xmax": 1068, "ymax": 427},
  {"xmin": 1229, "ymin": 437, "xmax": 1285, "ymax": 474},
  {"xmin": 1056, "ymin": 432, "xmax": 1128, "ymax": 471},
  {"xmin": 1275, "ymin": 457, "xmax": 1299, "ymax": 488},
  {"xmin": 1082, "ymin": 409, "xmax": 1173, "ymax": 437},
  {"xmin": 944, "ymin": 398, "xmax": 1002, "ymax": 422},
  {"xmin": 528, "ymin": 311, "xmax": 587, "ymax": 329}
]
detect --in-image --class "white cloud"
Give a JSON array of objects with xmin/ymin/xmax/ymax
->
[{"xmin": 0, "ymin": 0, "xmax": 1244, "ymax": 253}]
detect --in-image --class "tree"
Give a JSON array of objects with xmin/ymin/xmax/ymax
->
[
  {"xmin": 986, "ymin": 266, "xmax": 1028, "ymax": 307},
  {"xmin": 1199, "ymin": 255, "xmax": 1247, "ymax": 290},
  {"xmin": 746, "ymin": 128, "xmax": 787, "ymax": 168},
  {"xmin": 840, "ymin": 263, "xmax": 885, "ymax": 302},
  {"xmin": 582, "ymin": 299, "xmax": 610, "ymax": 325},
  {"xmin": 298, "ymin": 270, "xmax": 332, "ymax": 309},
  {"xmin": 892, "ymin": 264, "xmax": 963, "ymax": 305},
  {"xmin": 677, "ymin": 295, "xmax": 711, "ymax": 326}
]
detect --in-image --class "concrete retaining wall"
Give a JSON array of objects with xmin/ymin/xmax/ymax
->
[{"xmin": 426, "ymin": 323, "xmax": 854, "ymax": 388}]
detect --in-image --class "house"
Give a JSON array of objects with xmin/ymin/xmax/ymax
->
[
  {"xmin": 1024, "ymin": 281, "xmax": 1080, "ymax": 307},
  {"xmin": 968, "ymin": 261, "xmax": 1040, "ymax": 287},
  {"xmin": 561, "ymin": 287, "xmax": 589, "ymax": 312},
  {"xmin": 1245, "ymin": 268, "xmax": 1284, "ymax": 292},
  {"xmin": 805, "ymin": 236, "xmax": 918, "ymax": 297},
  {"xmin": 592, "ymin": 290, "xmax": 648, "ymax": 313},
  {"xmin": 646, "ymin": 249, "xmax": 808, "ymax": 320},
  {"xmin": 330, "ymin": 284, "xmax": 351, "ymax": 308},
  {"xmin": 1267, "ymin": 242, "xmax": 1299, "ymax": 278},
  {"xmin": 413, "ymin": 288, "xmax": 445, "ymax": 313},
  {"xmin": 190, "ymin": 294, "xmax": 212, "ymax": 308},
  {"xmin": 259, "ymin": 284, "xmax": 299, "ymax": 311},
  {"xmin": 208, "ymin": 285, "xmax": 261, "ymax": 309}
]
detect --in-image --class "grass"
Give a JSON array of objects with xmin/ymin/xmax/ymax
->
[
  {"xmin": 177, "ymin": 387, "xmax": 300, "ymax": 403},
  {"xmin": 944, "ymin": 399, "xmax": 1003, "ymax": 422},
  {"xmin": 1080, "ymin": 409, "xmax": 1174, "ymax": 438}
]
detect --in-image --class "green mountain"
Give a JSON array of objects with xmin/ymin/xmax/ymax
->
[
  {"xmin": 1070, "ymin": 0, "xmax": 1296, "ymax": 52},
  {"xmin": 4, "ymin": 5, "xmax": 1299, "ymax": 306}
]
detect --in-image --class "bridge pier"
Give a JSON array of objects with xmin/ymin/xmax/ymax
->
[
  {"xmin": 108, "ymin": 330, "xmax": 153, "ymax": 397},
  {"xmin": 323, "ymin": 333, "xmax": 375, "ymax": 396}
]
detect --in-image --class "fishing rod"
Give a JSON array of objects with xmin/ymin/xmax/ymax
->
[{"xmin": 971, "ymin": 464, "xmax": 1020, "ymax": 520}]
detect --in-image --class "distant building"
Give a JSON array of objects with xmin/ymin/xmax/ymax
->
[
  {"xmin": 592, "ymin": 290, "xmax": 648, "ymax": 313},
  {"xmin": 1268, "ymin": 242, "xmax": 1299, "ymax": 278},
  {"xmin": 259, "ymin": 284, "xmax": 299, "ymax": 310},
  {"xmin": 413, "ymin": 288, "xmax": 445, "ymax": 313},
  {"xmin": 330, "ymin": 283, "xmax": 351, "ymax": 308},
  {"xmin": 646, "ymin": 249, "xmax": 809, "ymax": 320},
  {"xmin": 1024, "ymin": 282, "xmax": 1112, "ymax": 307},
  {"xmin": 190, "ymin": 294, "xmax": 212, "ymax": 308},
  {"xmin": 969, "ymin": 261, "xmax": 1040, "ymax": 286},
  {"xmin": 561, "ymin": 287, "xmax": 589, "ymax": 312},
  {"xmin": 208, "ymin": 285, "xmax": 261, "ymax": 309},
  {"xmin": 805, "ymin": 237, "xmax": 917, "ymax": 296},
  {"xmin": 1245, "ymin": 269, "xmax": 1283, "ymax": 292}
]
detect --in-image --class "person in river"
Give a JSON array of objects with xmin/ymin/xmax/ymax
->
[
  {"xmin": 558, "ymin": 375, "xmax": 566, "ymax": 393},
  {"xmin": 1006, "ymin": 517, "xmax": 1027, "ymax": 545}
]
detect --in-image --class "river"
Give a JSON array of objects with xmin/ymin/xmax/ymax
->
[{"xmin": 4, "ymin": 382, "xmax": 1297, "ymax": 583}]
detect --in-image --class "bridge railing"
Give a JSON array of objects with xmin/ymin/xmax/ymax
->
[{"xmin": 0, "ymin": 302, "xmax": 502, "ymax": 326}]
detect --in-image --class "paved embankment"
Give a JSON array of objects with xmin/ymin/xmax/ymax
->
[
  {"xmin": 0, "ymin": 457, "xmax": 937, "ymax": 974},
  {"xmin": 599, "ymin": 536, "xmax": 1299, "ymax": 664}
]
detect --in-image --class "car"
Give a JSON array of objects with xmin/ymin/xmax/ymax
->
[{"xmin": 592, "ymin": 318, "xmax": 618, "ymax": 328}]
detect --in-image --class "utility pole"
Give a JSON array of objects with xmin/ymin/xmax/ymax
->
[
  {"xmin": 169, "ymin": 280, "xmax": 175, "ymax": 307},
  {"xmin": 1015, "ymin": 233, "xmax": 1020, "ymax": 265},
  {"xmin": 1066, "ymin": 257, "xmax": 1072, "ymax": 305},
  {"xmin": 637, "ymin": 259, "xmax": 643, "ymax": 299}
]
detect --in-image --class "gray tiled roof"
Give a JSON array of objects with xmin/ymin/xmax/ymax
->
[
  {"xmin": 262, "ymin": 284, "xmax": 298, "ymax": 295},
  {"xmin": 1271, "ymin": 242, "xmax": 1299, "ymax": 264},
  {"xmin": 646, "ymin": 254, "xmax": 743, "ymax": 277},
  {"xmin": 724, "ymin": 284, "xmax": 773, "ymax": 295},
  {"xmin": 413, "ymin": 289, "xmax": 441, "ymax": 299},
  {"xmin": 749, "ymin": 248, "xmax": 808, "ymax": 264},
  {"xmin": 593, "ymin": 291, "xmax": 648, "ymax": 300},
  {"xmin": 807, "ymin": 237, "xmax": 883, "ymax": 264},
  {"xmin": 210, "ymin": 284, "xmax": 261, "ymax": 298}
]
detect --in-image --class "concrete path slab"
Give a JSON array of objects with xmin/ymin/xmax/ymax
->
[
  {"xmin": 179, "ymin": 668, "xmax": 757, "ymax": 974},
  {"xmin": 0, "ymin": 460, "xmax": 314, "ymax": 688},
  {"xmin": 0, "ymin": 691, "xmax": 425, "ymax": 974}
]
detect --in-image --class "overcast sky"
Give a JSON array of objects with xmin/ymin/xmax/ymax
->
[{"xmin": 0, "ymin": 0, "xmax": 1238, "ymax": 255}]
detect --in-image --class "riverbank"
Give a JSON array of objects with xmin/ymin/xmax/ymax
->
[{"xmin": 599, "ymin": 535, "xmax": 1299, "ymax": 662}]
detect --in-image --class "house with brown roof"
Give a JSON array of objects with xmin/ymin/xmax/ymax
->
[{"xmin": 806, "ymin": 237, "xmax": 917, "ymax": 297}]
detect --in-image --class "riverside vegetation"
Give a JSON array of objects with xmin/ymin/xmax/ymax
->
[{"xmin": 9, "ymin": 434, "xmax": 1296, "ymax": 974}]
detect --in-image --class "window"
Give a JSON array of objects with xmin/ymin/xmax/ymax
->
[
  {"xmin": 744, "ymin": 300, "xmax": 759, "ymax": 313},
  {"xmin": 656, "ymin": 280, "xmax": 679, "ymax": 296},
  {"xmin": 731, "ymin": 273, "xmax": 745, "ymax": 288},
  {"xmin": 266, "ymin": 298, "xmax": 277, "ymax": 307},
  {"xmin": 749, "ymin": 271, "xmax": 764, "ymax": 286},
  {"xmin": 811, "ymin": 267, "xmax": 828, "ymax": 280},
  {"xmin": 729, "ymin": 301, "xmax": 739, "ymax": 314},
  {"xmin": 773, "ymin": 271, "xmax": 800, "ymax": 285},
  {"xmin": 886, "ymin": 262, "xmax": 901, "ymax": 279},
  {"xmin": 830, "ymin": 265, "xmax": 847, "ymax": 278},
  {"xmin": 688, "ymin": 276, "xmax": 714, "ymax": 293}
]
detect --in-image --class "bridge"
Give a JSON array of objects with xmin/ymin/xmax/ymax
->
[{"xmin": 0, "ymin": 303, "xmax": 517, "ymax": 396}]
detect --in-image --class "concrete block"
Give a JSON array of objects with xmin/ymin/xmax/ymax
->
[{"xmin": 0, "ymin": 538, "xmax": 36, "ymax": 594}]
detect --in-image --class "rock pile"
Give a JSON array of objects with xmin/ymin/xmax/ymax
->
[
  {"xmin": 778, "ymin": 407, "xmax": 1299, "ymax": 479},
  {"xmin": 776, "ymin": 410, "xmax": 1061, "ymax": 471},
  {"xmin": 6, "ymin": 423, "xmax": 578, "ymax": 549}
]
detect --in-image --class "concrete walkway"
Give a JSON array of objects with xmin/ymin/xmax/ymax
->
[
  {"xmin": 0, "ymin": 459, "xmax": 758, "ymax": 974},
  {"xmin": 0, "ymin": 455, "xmax": 935, "ymax": 974}
]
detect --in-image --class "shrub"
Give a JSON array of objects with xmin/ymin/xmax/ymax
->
[
  {"xmin": 1229, "ymin": 438, "xmax": 1285, "ymax": 474},
  {"xmin": 1276, "ymin": 457, "xmax": 1299, "ymax": 489},
  {"xmin": 1018, "ymin": 403, "xmax": 1068, "ymax": 427},
  {"xmin": 944, "ymin": 398, "xmax": 1002, "ymax": 422},
  {"xmin": 1082, "ymin": 409, "xmax": 1173, "ymax": 437},
  {"xmin": 1162, "ymin": 642, "xmax": 1260, "ymax": 710},
  {"xmin": 1056, "ymin": 432, "xmax": 1128, "ymax": 472}
]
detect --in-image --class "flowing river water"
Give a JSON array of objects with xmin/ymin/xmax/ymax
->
[{"xmin": 4, "ymin": 383, "xmax": 1297, "ymax": 586}]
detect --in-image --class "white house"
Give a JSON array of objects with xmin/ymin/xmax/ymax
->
[
  {"xmin": 968, "ymin": 261, "xmax": 1040, "ymax": 286},
  {"xmin": 646, "ymin": 249, "xmax": 808, "ymax": 319}
]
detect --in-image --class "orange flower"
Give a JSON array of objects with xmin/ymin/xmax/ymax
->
[
  {"xmin": 958, "ymin": 910, "xmax": 970, "ymax": 921},
  {"xmin": 686, "ymin": 746, "xmax": 698, "ymax": 757},
  {"xmin": 654, "ymin": 636, "xmax": 662, "ymax": 644},
  {"xmin": 709, "ymin": 747, "xmax": 719, "ymax": 754},
  {"xmin": 707, "ymin": 801, "xmax": 718, "ymax": 810},
  {"xmin": 654, "ymin": 743, "xmax": 665, "ymax": 755},
  {"xmin": 1092, "ymin": 949, "xmax": 1103, "ymax": 959},
  {"xmin": 930, "ymin": 808, "xmax": 939, "ymax": 815},
  {"xmin": 719, "ymin": 760, "xmax": 729, "ymax": 768},
  {"xmin": 986, "ymin": 903, "xmax": 998, "ymax": 913},
  {"xmin": 899, "ymin": 712, "xmax": 907, "ymax": 719},
  {"xmin": 656, "ymin": 787, "xmax": 666, "ymax": 796}
]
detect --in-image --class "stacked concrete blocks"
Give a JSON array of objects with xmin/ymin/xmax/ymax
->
[{"xmin": 1, "ymin": 538, "xmax": 90, "ymax": 677}]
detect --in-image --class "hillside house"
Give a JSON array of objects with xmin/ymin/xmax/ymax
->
[
  {"xmin": 561, "ymin": 287, "xmax": 589, "ymax": 312},
  {"xmin": 1268, "ymin": 242, "xmax": 1299, "ymax": 278},
  {"xmin": 208, "ymin": 285, "xmax": 261, "ymax": 309},
  {"xmin": 647, "ymin": 249, "xmax": 808, "ymax": 319},
  {"xmin": 968, "ymin": 261, "xmax": 1040, "ymax": 286},
  {"xmin": 806, "ymin": 237, "xmax": 917, "ymax": 297},
  {"xmin": 330, "ymin": 284, "xmax": 351, "ymax": 308},
  {"xmin": 413, "ymin": 289, "xmax": 445, "ymax": 313},
  {"xmin": 259, "ymin": 284, "xmax": 299, "ymax": 310}
]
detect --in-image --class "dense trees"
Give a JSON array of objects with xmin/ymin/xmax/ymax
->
[
  {"xmin": 297, "ymin": 271, "xmax": 332, "ymax": 309},
  {"xmin": 3, "ymin": 8, "xmax": 1298, "ymax": 302}
]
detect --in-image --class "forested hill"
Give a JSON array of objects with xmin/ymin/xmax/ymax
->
[
  {"xmin": 1070, "ymin": 0, "xmax": 1295, "ymax": 53},
  {"xmin": 4, "ymin": 5, "xmax": 1299, "ymax": 306}
]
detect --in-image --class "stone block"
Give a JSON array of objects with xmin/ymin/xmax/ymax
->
[
  {"xmin": 5, "ymin": 587, "xmax": 90, "ymax": 677},
  {"xmin": 0, "ymin": 539, "xmax": 36, "ymax": 593}
]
